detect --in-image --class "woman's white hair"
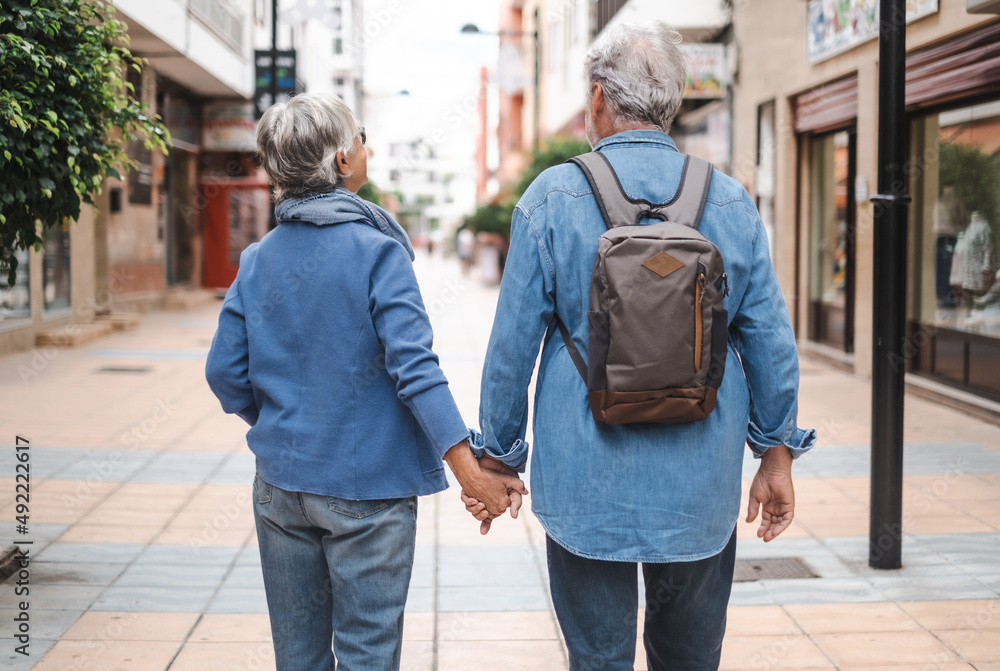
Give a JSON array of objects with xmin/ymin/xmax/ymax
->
[
  {"xmin": 585, "ymin": 22, "xmax": 687, "ymax": 134},
  {"xmin": 256, "ymin": 93, "xmax": 360, "ymax": 202}
]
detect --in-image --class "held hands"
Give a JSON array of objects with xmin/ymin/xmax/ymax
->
[
  {"xmin": 746, "ymin": 445, "xmax": 795, "ymax": 542},
  {"xmin": 460, "ymin": 456, "xmax": 526, "ymax": 535},
  {"xmin": 443, "ymin": 442, "xmax": 527, "ymax": 535}
]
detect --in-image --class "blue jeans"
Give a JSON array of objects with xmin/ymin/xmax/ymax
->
[
  {"xmin": 252, "ymin": 475, "xmax": 417, "ymax": 671},
  {"xmin": 546, "ymin": 529, "xmax": 737, "ymax": 671}
]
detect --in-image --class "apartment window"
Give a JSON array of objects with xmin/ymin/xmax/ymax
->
[{"xmin": 333, "ymin": 37, "xmax": 343, "ymax": 55}]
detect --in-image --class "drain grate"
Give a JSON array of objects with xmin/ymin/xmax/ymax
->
[
  {"xmin": 733, "ymin": 557, "xmax": 818, "ymax": 582},
  {"xmin": 95, "ymin": 365, "xmax": 153, "ymax": 374}
]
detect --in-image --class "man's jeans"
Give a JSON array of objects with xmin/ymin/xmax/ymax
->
[
  {"xmin": 252, "ymin": 475, "xmax": 417, "ymax": 671},
  {"xmin": 547, "ymin": 529, "xmax": 737, "ymax": 671}
]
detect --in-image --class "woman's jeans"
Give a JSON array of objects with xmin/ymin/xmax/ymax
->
[
  {"xmin": 546, "ymin": 529, "xmax": 737, "ymax": 671},
  {"xmin": 252, "ymin": 475, "xmax": 417, "ymax": 671}
]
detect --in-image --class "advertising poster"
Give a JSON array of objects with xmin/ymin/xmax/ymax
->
[{"xmin": 807, "ymin": 0, "xmax": 938, "ymax": 63}]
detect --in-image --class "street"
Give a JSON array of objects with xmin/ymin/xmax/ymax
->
[{"xmin": 1, "ymin": 254, "xmax": 999, "ymax": 670}]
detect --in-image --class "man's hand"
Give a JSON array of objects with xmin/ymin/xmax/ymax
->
[
  {"xmin": 443, "ymin": 442, "xmax": 525, "ymax": 521},
  {"xmin": 460, "ymin": 456, "xmax": 526, "ymax": 535},
  {"xmin": 746, "ymin": 445, "xmax": 795, "ymax": 542}
]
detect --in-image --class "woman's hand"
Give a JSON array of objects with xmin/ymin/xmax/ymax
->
[{"xmin": 460, "ymin": 456, "xmax": 526, "ymax": 535}]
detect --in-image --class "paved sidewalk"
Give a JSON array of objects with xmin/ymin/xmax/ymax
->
[{"xmin": 0, "ymin": 254, "xmax": 998, "ymax": 670}]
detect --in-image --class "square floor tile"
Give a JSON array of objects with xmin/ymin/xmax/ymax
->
[
  {"xmin": 725, "ymin": 606, "xmax": 800, "ymax": 636},
  {"xmin": 32, "ymin": 639, "xmax": 181, "ymax": 671},
  {"xmin": 437, "ymin": 639, "xmax": 565, "ymax": 671},
  {"xmin": 810, "ymin": 630, "xmax": 961, "ymax": 667},
  {"xmin": 91, "ymin": 585, "xmax": 215, "ymax": 613},
  {"xmin": 437, "ymin": 611, "xmax": 561, "ymax": 641},
  {"xmin": 898, "ymin": 599, "xmax": 1000, "ymax": 630},
  {"xmin": 932, "ymin": 627, "xmax": 1000, "ymax": 663},
  {"xmin": 0, "ymin": 608, "xmax": 82, "ymax": 640},
  {"xmin": 112, "ymin": 561, "xmax": 230, "ymax": 588},
  {"xmin": 168, "ymin": 641, "xmax": 276, "ymax": 671},
  {"xmin": 188, "ymin": 614, "xmax": 272, "ymax": 642},
  {"xmin": 205, "ymin": 587, "xmax": 269, "ymax": 614},
  {"xmin": 720, "ymin": 634, "xmax": 834, "ymax": 669},
  {"xmin": 36, "ymin": 543, "xmax": 144, "ymax": 564},
  {"xmin": 61, "ymin": 611, "xmax": 199, "ymax": 641},
  {"xmin": 785, "ymin": 602, "xmax": 920, "ymax": 634}
]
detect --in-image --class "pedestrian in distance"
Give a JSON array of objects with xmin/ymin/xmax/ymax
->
[
  {"xmin": 462, "ymin": 22, "xmax": 817, "ymax": 671},
  {"xmin": 205, "ymin": 92, "xmax": 525, "ymax": 671}
]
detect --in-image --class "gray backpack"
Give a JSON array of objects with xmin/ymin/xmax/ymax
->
[{"xmin": 556, "ymin": 151, "xmax": 730, "ymax": 424}]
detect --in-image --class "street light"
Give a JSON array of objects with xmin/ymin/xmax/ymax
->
[{"xmin": 461, "ymin": 20, "xmax": 541, "ymax": 149}]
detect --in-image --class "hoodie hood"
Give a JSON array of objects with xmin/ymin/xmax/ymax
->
[{"xmin": 274, "ymin": 188, "xmax": 415, "ymax": 260}]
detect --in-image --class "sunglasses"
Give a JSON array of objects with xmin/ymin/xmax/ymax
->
[{"xmin": 357, "ymin": 126, "xmax": 366, "ymax": 145}]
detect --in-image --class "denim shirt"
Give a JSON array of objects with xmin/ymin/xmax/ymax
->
[{"xmin": 473, "ymin": 131, "xmax": 816, "ymax": 562}]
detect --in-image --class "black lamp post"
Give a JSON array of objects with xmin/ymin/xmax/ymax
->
[
  {"xmin": 461, "ymin": 21, "xmax": 541, "ymax": 148},
  {"xmin": 869, "ymin": 0, "xmax": 911, "ymax": 570}
]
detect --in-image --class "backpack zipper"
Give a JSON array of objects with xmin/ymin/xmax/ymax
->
[{"xmin": 695, "ymin": 272, "xmax": 705, "ymax": 371}]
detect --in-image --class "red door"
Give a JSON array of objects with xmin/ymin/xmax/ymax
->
[{"xmin": 202, "ymin": 181, "xmax": 272, "ymax": 289}]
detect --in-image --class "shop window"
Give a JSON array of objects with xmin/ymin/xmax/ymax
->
[
  {"xmin": 912, "ymin": 102, "xmax": 1000, "ymax": 332},
  {"xmin": 43, "ymin": 221, "xmax": 71, "ymax": 312},
  {"xmin": 910, "ymin": 101, "xmax": 1000, "ymax": 398},
  {"xmin": 808, "ymin": 130, "xmax": 856, "ymax": 352},
  {"xmin": 0, "ymin": 248, "xmax": 30, "ymax": 321}
]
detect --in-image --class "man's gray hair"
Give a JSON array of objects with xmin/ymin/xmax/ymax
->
[
  {"xmin": 585, "ymin": 22, "xmax": 687, "ymax": 134},
  {"xmin": 256, "ymin": 93, "xmax": 360, "ymax": 202}
]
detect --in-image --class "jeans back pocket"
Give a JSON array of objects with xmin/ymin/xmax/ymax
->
[
  {"xmin": 253, "ymin": 474, "xmax": 272, "ymax": 504},
  {"xmin": 328, "ymin": 496, "xmax": 392, "ymax": 519}
]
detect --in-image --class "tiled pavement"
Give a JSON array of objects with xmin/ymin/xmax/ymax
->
[{"xmin": 0, "ymin": 255, "xmax": 998, "ymax": 670}]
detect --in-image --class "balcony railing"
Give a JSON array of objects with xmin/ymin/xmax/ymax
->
[{"xmin": 189, "ymin": 0, "xmax": 246, "ymax": 53}]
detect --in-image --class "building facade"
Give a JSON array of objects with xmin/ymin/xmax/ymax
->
[
  {"xmin": 0, "ymin": 0, "xmax": 262, "ymax": 355},
  {"xmin": 0, "ymin": 0, "xmax": 370, "ymax": 354},
  {"xmin": 491, "ymin": 0, "xmax": 732, "ymax": 200},
  {"xmin": 732, "ymin": 1, "xmax": 1000, "ymax": 404}
]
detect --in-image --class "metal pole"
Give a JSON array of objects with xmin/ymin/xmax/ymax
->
[
  {"xmin": 270, "ymin": 0, "xmax": 279, "ymax": 108},
  {"xmin": 869, "ymin": 0, "xmax": 911, "ymax": 570},
  {"xmin": 533, "ymin": 10, "xmax": 540, "ymax": 149}
]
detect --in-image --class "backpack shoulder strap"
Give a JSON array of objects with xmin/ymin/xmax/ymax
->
[
  {"xmin": 654, "ymin": 156, "xmax": 714, "ymax": 229},
  {"xmin": 568, "ymin": 152, "xmax": 715, "ymax": 230},
  {"xmin": 567, "ymin": 152, "xmax": 648, "ymax": 230}
]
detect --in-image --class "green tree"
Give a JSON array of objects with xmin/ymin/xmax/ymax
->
[
  {"xmin": 464, "ymin": 137, "xmax": 591, "ymax": 239},
  {"xmin": 0, "ymin": 0, "xmax": 169, "ymax": 285},
  {"xmin": 357, "ymin": 182, "xmax": 383, "ymax": 208}
]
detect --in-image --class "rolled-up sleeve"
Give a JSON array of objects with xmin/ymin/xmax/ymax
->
[
  {"xmin": 206, "ymin": 279, "xmax": 260, "ymax": 426},
  {"xmin": 369, "ymin": 240, "xmax": 470, "ymax": 459},
  {"xmin": 476, "ymin": 205, "xmax": 556, "ymax": 472},
  {"xmin": 729, "ymin": 217, "xmax": 817, "ymax": 458}
]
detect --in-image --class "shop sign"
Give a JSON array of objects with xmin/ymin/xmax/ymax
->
[
  {"xmin": 807, "ymin": 0, "xmax": 938, "ymax": 64},
  {"xmin": 254, "ymin": 50, "xmax": 298, "ymax": 119},
  {"xmin": 681, "ymin": 44, "xmax": 728, "ymax": 99},
  {"xmin": 202, "ymin": 102, "xmax": 257, "ymax": 152}
]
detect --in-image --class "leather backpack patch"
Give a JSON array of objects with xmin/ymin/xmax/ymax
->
[{"xmin": 642, "ymin": 252, "xmax": 684, "ymax": 278}]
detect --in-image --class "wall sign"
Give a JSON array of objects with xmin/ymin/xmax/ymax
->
[
  {"xmin": 681, "ymin": 44, "xmax": 728, "ymax": 99},
  {"xmin": 807, "ymin": 0, "xmax": 938, "ymax": 64}
]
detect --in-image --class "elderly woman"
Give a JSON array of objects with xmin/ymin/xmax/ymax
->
[{"xmin": 205, "ymin": 93, "xmax": 523, "ymax": 671}]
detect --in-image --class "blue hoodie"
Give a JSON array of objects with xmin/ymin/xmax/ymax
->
[{"xmin": 205, "ymin": 188, "xmax": 468, "ymax": 499}]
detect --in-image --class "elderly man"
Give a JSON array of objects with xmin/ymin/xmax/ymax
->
[{"xmin": 465, "ymin": 22, "xmax": 816, "ymax": 671}]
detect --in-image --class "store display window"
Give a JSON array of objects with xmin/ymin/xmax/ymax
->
[{"xmin": 913, "ymin": 101, "xmax": 1000, "ymax": 336}]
